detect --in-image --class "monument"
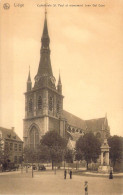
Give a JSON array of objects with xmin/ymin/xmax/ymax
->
[{"xmin": 98, "ymin": 139, "xmax": 111, "ymax": 173}]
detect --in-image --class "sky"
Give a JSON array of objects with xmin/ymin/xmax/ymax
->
[{"xmin": 0, "ymin": 0, "xmax": 123, "ymax": 139}]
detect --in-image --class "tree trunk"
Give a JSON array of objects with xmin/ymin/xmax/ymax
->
[{"xmin": 87, "ymin": 162, "xmax": 88, "ymax": 170}]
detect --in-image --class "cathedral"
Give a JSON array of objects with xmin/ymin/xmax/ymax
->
[{"xmin": 23, "ymin": 12, "xmax": 110, "ymax": 149}]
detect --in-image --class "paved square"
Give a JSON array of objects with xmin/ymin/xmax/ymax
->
[{"xmin": 0, "ymin": 170, "xmax": 123, "ymax": 195}]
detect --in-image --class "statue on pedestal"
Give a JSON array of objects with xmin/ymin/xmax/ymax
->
[{"xmin": 98, "ymin": 139, "xmax": 112, "ymax": 173}]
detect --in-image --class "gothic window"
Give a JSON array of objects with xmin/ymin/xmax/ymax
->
[
  {"xmin": 57, "ymin": 101, "xmax": 60, "ymax": 114},
  {"xmin": 38, "ymin": 96, "xmax": 42, "ymax": 110},
  {"xmin": 29, "ymin": 98, "xmax": 33, "ymax": 112},
  {"xmin": 29, "ymin": 126, "xmax": 39, "ymax": 150},
  {"xmin": 49, "ymin": 96, "xmax": 53, "ymax": 111}
]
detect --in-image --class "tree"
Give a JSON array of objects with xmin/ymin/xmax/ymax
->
[
  {"xmin": 0, "ymin": 138, "xmax": 10, "ymax": 164},
  {"xmin": 23, "ymin": 146, "xmax": 38, "ymax": 163},
  {"xmin": 108, "ymin": 135, "xmax": 123, "ymax": 167},
  {"xmin": 0, "ymin": 138, "xmax": 3, "ymax": 163},
  {"xmin": 38, "ymin": 145, "xmax": 50, "ymax": 163},
  {"xmin": 64, "ymin": 149, "xmax": 73, "ymax": 163},
  {"xmin": 76, "ymin": 132, "xmax": 101, "ymax": 169},
  {"xmin": 4, "ymin": 144, "xmax": 11, "ymax": 163},
  {"xmin": 40, "ymin": 131, "xmax": 67, "ymax": 169}
]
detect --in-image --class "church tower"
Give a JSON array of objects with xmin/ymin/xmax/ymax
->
[{"xmin": 23, "ymin": 11, "xmax": 66, "ymax": 149}]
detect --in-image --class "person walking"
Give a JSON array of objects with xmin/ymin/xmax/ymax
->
[
  {"xmin": 69, "ymin": 170, "xmax": 72, "ymax": 179},
  {"xmin": 64, "ymin": 169, "xmax": 67, "ymax": 179},
  {"xmin": 84, "ymin": 181, "xmax": 88, "ymax": 195}
]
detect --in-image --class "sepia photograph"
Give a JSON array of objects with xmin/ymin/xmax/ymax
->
[{"xmin": 0, "ymin": 0, "xmax": 123, "ymax": 194}]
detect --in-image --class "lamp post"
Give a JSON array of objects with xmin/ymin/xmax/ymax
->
[
  {"xmin": 31, "ymin": 154, "xmax": 34, "ymax": 178},
  {"xmin": 26, "ymin": 159, "xmax": 28, "ymax": 173},
  {"xmin": 32, "ymin": 160, "xmax": 33, "ymax": 178},
  {"xmin": 63, "ymin": 150, "xmax": 66, "ymax": 170},
  {"xmin": 54, "ymin": 162, "xmax": 56, "ymax": 174}
]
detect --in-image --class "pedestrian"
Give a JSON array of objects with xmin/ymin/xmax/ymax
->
[
  {"xmin": 84, "ymin": 181, "xmax": 88, "ymax": 195},
  {"xmin": 0, "ymin": 164, "xmax": 3, "ymax": 172},
  {"xmin": 109, "ymin": 170, "xmax": 113, "ymax": 179},
  {"xmin": 64, "ymin": 169, "xmax": 67, "ymax": 179},
  {"xmin": 69, "ymin": 169, "xmax": 72, "ymax": 179}
]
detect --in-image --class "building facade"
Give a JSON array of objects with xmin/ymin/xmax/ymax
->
[
  {"xmin": 23, "ymin": 13, "xmax": 110, "ymax": 149},
  {"xmin": 0, "ymin": 127, "xmax": 23, "ymax": 163}
]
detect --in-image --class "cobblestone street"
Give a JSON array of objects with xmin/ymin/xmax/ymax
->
[{"xmin": 0, "ymin": 170, "xmax": 123, "ymax": 195}]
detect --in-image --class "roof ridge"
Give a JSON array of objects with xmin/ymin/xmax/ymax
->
[
  {"xmin": 0, "ymin": 127, "xmax": 23, "ymax": 142},
  {"xmin": 63, "ymin": 110, "xmax": 84, "ymax": 121},
  {"xmin": 85, "ymin": 117, "xmax": 105, "ymax": 121}
]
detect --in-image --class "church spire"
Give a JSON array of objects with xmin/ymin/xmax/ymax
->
[
  {"xmin": 34, "ymin": 8, "xmax": 53, "ymax": 85},
  {"xmin": 58, "ymin": 70, "xmax": 61, "ymax": 84},
  {"xmin": 27, "ymin": 66, "xmax": 32, "ymax": 91},
  {"xmin": 41, "ymin": 6, "xmax": 49, "ymax": 46},
  {"xmin": 57, "ymin": 71, "xmax": 62, "ymax": 94}
]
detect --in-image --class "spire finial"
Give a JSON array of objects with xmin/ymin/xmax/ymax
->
[
  {"xmin": 42, "ymin": 0, "xmax": 49, "ymax": 38},
  {"xmin": 27, "ymin": 65, "xmax": 31, "ymax": 82},
  {"xmin": 58, "ymin": 69, "xmax": 61, "ymax": 84},
  {"xmin": 45, "ymin": 0, "xmax": 47, "ymax": 18},
  {"xmin": 27, "ymin": 65, "xmax": 32, "ymax": 91}
]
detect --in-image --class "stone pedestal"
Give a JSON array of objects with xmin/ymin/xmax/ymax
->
[{"xmin": 98, "ymin": 165, "xmax": 111, "ymax": 173}]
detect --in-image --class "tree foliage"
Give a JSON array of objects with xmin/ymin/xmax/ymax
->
[
  {"xmin": 0, "ymin": 139, "xmax": 11, "ymax": 164},
  {"xmin": 3, "ymin": 144, "xmax": 11, "ymax": 163},
  {"xmin": 38, "ymin": 145, "xmax": 50, "ymax": 162},
  {"xmin": 0, "ymin": 138, "xmax": 3, "ymax": 163},
  {"xmin": 64, "ymin": 149, "xmax": 73, "ymax": 163},
  {"xmin": 108, "ymin": 135, "xmax": 123, "ymax": 166},
  {"xmin": 23, "ymin": 146, "xmax": 38, "ymax": 163},
  {"xmin": 76, "ymin": 132, "xmax": 101, "ymax": 169},
  {"xmin": 40, "ymin": 131, "xmax": 67, "ymax": 169}
]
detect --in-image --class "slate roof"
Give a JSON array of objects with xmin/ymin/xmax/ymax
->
[
  {"xmin": 63, "ymin": 110, "xmax": 109, "ymax": 141},
  {"xmin": 85, "ymin": 118, "xmax": 106, "ymax": 132},
  {"xmin": 0, "ymin": 127, "xmax": 23, "ymax": 142},
  {"xmin": 63, "ymin": 109, "xmax": 109, "ymax": 132},
  {"xmin": 63, "ymin": 110, "xmax": 86, "ymax": 130}
]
